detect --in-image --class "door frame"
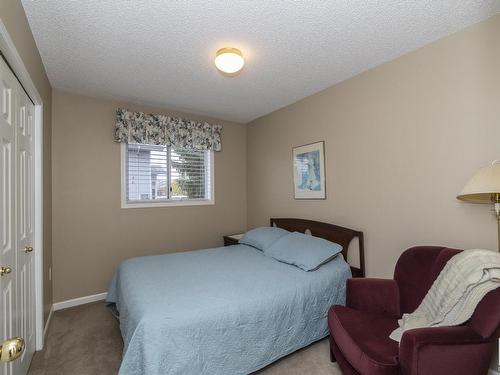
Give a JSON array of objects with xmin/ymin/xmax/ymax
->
[{"xmin": 0, "ymin": 19, "xmax": 45, "ymax": 351}]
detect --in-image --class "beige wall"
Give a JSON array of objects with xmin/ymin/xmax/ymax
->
[
  {"xmin": 0, "ymin": 0, "xmax": 53, "ymax": 322},
  {"xmin": 52, "ymin": 90, "xmax": 247, "ymax": 302},
  {"xmin": 248, "ymin": 15, "xmax": 500, "ymax": 278}
]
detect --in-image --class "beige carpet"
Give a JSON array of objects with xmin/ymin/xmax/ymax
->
[{"xmin": 29, "ymin": 302, "xmax": 343, "ymax": 375}]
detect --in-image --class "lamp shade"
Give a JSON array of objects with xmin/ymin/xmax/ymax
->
[{"xmin": 457, "ymin": 161, "xmax": 500, "ymax": 203}]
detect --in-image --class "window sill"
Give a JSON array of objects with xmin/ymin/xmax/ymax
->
[{"xmin": 121, "ymin": 199, "xmax": 215, "ymax": 209}]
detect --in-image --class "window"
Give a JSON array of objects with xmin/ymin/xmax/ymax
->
[{"xmin": 121, "ymin": 143, "xmax": 214, "ymax": 207}]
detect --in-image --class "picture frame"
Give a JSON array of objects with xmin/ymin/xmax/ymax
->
[{"xmin": 292, "ymin": 141, "xmax": 326, "ymax": 199}]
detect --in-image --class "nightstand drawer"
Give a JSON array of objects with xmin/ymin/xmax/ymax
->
[{"xmin": 223, "ymin": 234, "xmax": 244, "ymax": 246}]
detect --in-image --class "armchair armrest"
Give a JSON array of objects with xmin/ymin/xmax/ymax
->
[
  {"xmin": 399, "ymin": 326, "xmax": 492, "ymax": 375},
  {"xmin": 346, "ymin": 278, "xmax": 400, "ymax": 317}
]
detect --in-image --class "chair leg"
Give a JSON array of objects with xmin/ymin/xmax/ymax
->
[
  {"xmin": 330, "ymin": 348, "xmax": 336, "ymax": 363},
  {"xmin": 328, "ymin": 336, "xmax": 337, "ymax": 363}
]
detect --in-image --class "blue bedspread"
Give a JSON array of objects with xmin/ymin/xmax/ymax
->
[{"xmin": 107, "ymin": 244, "xmax": 351, "ymax": 375}]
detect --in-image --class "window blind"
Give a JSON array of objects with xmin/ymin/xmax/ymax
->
[{"xmin": 126, "ymin": 144, "xmax": 210, "ymax": 203}]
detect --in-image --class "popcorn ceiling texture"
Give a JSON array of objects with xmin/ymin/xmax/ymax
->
[{"xmin": 21, "ymin": 0, "xmax": 500, "ymax": 123}]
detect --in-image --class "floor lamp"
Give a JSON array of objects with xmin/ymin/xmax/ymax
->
[{"xmin": 457, "ymin": 160, "xmax": 500, "ymax": 252}]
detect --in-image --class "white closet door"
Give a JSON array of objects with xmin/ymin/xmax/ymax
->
[
  {"xmin": 0, "ymin": 53, "xmax": 18, "ymax": 375},
  {"xmin": 16, "ymin": 84, "xmax": 35, "ymax": 375},
  {"xmin": 0, "ymin": 56, "xmax": 35, "ymax": 375}
]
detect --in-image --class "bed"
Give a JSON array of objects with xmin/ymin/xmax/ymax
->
[{"xmin": 107, "ymin": 218, "xmax": 365, "ymax": 375}]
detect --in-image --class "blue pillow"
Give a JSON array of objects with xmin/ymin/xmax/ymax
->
[
  {"xmin": 239, "ymin": 227, "xmax": 289, "ymax": 251},
  {"xmin": 264, "ymin": 232, "xmax": 343, "ymax": 271}
]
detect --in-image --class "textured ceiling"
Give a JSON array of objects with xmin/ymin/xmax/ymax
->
[{"xmin": 22, "ymin": 1, "xmax": 500, "ymax": 123}]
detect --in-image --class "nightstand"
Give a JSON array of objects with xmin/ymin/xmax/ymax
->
[{"xmin": 223, "ymin": 233, "xmax": 244, "ymax": 246}]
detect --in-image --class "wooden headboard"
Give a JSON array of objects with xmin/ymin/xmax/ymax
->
[{"xmin": 270, "ymin": 218, "xmax": 365, "ymax": 277}]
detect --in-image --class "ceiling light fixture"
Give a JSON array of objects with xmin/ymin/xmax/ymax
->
[{"xmin": 214, "ymin": 47, "xmax": 244, "ymax": 75}]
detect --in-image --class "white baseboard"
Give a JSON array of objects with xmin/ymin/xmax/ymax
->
[
  {"xmin": 37, "ymin": 305, "xmax": 54, "ymax": 349},
  {"xmin": 53, "ymin": 292, "xmax": 108, "ymax": 311},
  {"xmin": 43, "ymin": 305, "xmax": 53, "ymax": 339}
]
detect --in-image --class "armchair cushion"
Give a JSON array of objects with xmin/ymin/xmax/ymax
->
[
  {"xmin": 328, "ymin": 305, "xmax": 399, "ymax": 375},
  {"xmin": 346, "ymin": 278, "xmax": 400, "ymax": 317},
  {"xmin": 469, "ymin": 287, "xmax": 500, "ymax": 338},
  {"xmin": 399, "ymin": 326, "xmax": 494, "ymax": 375}
]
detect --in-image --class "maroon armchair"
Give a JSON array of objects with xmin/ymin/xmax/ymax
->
[{"xmin": 328, "ymin": 246, "xmax": 500, "ymax": 375}]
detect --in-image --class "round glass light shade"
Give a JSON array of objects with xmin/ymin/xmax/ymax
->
[{"xmin": 215, "ymin": 48, "xmax": 244, "ymax": 74}]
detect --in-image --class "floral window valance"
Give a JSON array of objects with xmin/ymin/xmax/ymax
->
[{"xmin": 115, "ymin": 108, "xmax": 222, "ymax": 151}]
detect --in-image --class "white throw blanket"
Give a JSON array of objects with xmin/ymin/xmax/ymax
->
[{"xmin": 390, "ymin": 249, "xmax": 500, "ymax": 342}]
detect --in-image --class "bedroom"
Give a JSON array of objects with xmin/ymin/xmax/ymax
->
[{"xmin": 0, "ymin": 0, "xmax": 499, "ymax": 374}]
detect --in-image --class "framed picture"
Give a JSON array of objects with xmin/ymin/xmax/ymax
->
[{"xmin": 292, "ymin": 141, "xmax": 326, "ymax": 199}]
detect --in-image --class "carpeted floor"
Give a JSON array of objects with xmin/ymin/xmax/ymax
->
[{"xmin": 28, "ymin": 302, "xmax": 343, "ymax": 375}]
